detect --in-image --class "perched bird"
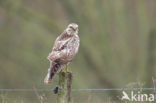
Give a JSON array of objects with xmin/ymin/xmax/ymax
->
[{"xmin": 44, "ymin": 23, "xmax": 80, "ymax": 84}]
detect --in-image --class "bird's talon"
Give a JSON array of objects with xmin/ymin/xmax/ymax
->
[{"xmin": 67, "ymin": 71, "xmax": 72, "ymax": 74}]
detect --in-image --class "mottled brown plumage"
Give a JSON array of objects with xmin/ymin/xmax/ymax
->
[{"xmin": 44, "ymin": 23, "xmax": 79, "ymax": 84}]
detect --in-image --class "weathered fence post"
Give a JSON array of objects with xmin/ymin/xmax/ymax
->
[{"xmin": 57, "ymin": 71, "xmax": 72, "ymax": 103}]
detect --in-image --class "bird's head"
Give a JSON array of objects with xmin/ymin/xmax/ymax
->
[{"xmin": 66, "ymin": 23, "xmax": 78, "ymax": 35}]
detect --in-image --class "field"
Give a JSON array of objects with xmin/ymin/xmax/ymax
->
[{"xmin": 0, "ymin": 0, "xmax": 156, "ymax": 103}]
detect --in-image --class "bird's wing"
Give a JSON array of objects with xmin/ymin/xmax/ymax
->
[
  {"xmin": 52, "ymin": 39, "xmax": 68, "ymax": 51},
  {"xmin": 47, "ymin": 32, "xmax": 72, "ymax": 61},
  {"xmin": 52, "ymin": 32, "xmax": 70, "ymax": 51}
]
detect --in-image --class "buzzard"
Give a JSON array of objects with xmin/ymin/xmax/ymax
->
[{"xmin": 44, "ymin": 23, "xmax": 80, "ymax": 84}]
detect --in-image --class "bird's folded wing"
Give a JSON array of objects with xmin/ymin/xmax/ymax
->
[{"xmin": 53, "ymin": 40, "xmax": 68, "ymax": 51}]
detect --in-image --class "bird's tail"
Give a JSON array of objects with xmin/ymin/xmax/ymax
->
[{"xmin": 44, "ymin": 63, "xmax": 61, "ymax": 84}]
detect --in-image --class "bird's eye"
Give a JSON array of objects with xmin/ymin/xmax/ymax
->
[{"xmin": 69, "ymin": 26, "xmax": 72, "ymax": 28}]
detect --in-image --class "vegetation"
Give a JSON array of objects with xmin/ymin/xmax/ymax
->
[{"xmin": 0, "ymin": 0, "xmax": 156, "ymax": 103}]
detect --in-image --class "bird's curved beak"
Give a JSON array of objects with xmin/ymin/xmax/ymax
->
[{"xmin": 72, "ymin": 26, "xmax": 78, "ymax": 31}]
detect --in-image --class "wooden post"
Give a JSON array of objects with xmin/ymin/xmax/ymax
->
[{"xmin": 57, "ymin": 71, "xmax": 72, "ymax": 103}]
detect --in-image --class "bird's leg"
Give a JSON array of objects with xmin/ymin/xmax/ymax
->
[
  {"xmin": 65, "ymin": 65, "xmax": 72, "ymax": 73},
  {"xmin": 65, "ymin": 65, "xmax": 69, "ymax": 73},
  {"xmin": 65, "ymin": 65, "xmax": 68, "ymax": 72}
]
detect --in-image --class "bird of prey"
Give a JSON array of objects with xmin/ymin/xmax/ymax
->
[{"xmin": 44, "ymin": 23, "xmax": 80, "ymax": 84}]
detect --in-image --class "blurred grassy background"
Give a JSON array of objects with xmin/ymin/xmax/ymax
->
[{"xmin": 0, "ymin": 0, "xmax": 156, "ymax": 103}]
